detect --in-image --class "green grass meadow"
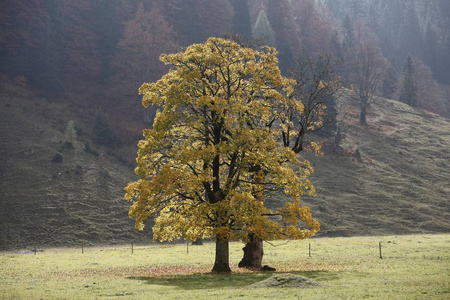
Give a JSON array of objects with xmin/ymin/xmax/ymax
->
[{"xmin": 1, "ymin": 234, "xmax": 449, "ymax": 299}]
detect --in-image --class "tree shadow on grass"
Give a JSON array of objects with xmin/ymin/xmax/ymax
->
[{"xmin": 127, "ymin": 271, "xmax": 338, "ymax": 290}]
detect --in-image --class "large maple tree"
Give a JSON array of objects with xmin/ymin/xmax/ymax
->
[{"xmin": 125, "ymin": 37, "xmax": 320, "ymax": 273}]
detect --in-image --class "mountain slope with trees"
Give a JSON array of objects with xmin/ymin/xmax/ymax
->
[
  {"xmin": 1, "ymin": 0, "xmax": 449, "ymax": 250},
  {"xmin": 298, "ymin": 94, "xmax": 450, "ymax": 236},
  {"xmin": 1, "ymin": 76, "xmax": 448, "ymax": 250},
  {"xmin": 0, "ymin": 77, "xmax": 150, "ymax": 250}
]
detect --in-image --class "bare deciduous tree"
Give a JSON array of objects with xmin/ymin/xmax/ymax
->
[{"xmin": 346, "ymin": 42, "xmax": 386, "ymax": 124}]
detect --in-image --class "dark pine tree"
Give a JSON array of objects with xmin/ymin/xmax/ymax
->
[
  {"xmin": 342, "ymin": 15, "xmax": 355, "ymax": 53},
  {"xmin": 92, "ymin": 0, "xmax": 121, "ymax": 82},
  {"xmin": 382, "ymin": 58, "xmax": 398, "ymax": 100},
  {"xmin": 94, "ymin": 108, "xmax": 118, "ymax": 147},
  {"xmin": 316, "ymin": 94, "xmax": 338, "ymax": 138},
  {"xmin": 267, "ymin": 0, "xmax": 300, "ymax": 71},
  {"xmin": 230, "ymin": 0, "xmax": 252, "ymax": 37},
  {"xmin": 398, "ymin": 55, "xmax": 418, "ymax": 107}
]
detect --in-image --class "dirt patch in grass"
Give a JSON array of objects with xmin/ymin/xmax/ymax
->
[{"xmin": 251, "ymin": 273, "xmax": 322, "ymax": 288}]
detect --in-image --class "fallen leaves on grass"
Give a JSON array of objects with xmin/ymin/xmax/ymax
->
[{"xmin": 49, "ymin": 265, "xmax": 211, "ymax": 279}]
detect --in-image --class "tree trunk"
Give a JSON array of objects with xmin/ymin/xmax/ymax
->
[
  {"xmin": 212, "ymin": 238, "xmax": 231, "ymax": 273},
  {"xmin": 240, "ymin": 167, "xmax": 265, "ymax": 269},
  {"xmin": 239, "ymin": 234, "xmax": 264, "ymax": 268},
  {"xmin": 360, "ymin": 105, "xmax": 367, "ymax": 124},
  {"xmin": 191, "ymin": 238, "xmax": 203, "ymax": 245}
]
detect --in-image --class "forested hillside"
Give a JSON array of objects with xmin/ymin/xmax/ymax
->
[
  {"xmin": 1, "ymin": 1, "xmax": 449, "ymax": 133},
  {"xmin": 1, "ymin": 0, "xmax": 449, "ymax": 249}
]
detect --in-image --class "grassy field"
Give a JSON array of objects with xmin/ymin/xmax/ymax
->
[{"xmin": 1, "ymin": 234, "xmax": 448, "ymax": 299}]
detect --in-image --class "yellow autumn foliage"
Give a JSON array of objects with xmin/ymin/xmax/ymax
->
[{"xmin": 125, "ymin": 37, "xmax": 321, "ymax": 243}]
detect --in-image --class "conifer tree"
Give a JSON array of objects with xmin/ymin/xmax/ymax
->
[
  {"xmin": 94, "ymin": 108, "xmax": 115, "ymax": 146},
  {"xmin": 230, "ymin": 0, "xmax": 252, "ymax": 37},
  {"xmin": 342, "ymin": 15, "xmax": 355, "ymax": 52},
  {"xmin": 267, "ymin": 0, "xmax": 300, "ymax": 69},
  {"xmin": 398, "ymin": 55, "xmax": 418, "ymax": 107},
  {"xmin": 92, "ymin": 0, "xmax": 121, "ymax": 82},
  {"xmin": 65, "ymin": 120, "xmax": 77, "ymax": 145},
  {"xmin": 382, "ymin": 59, "xmax": 398, "ymax": 100},
  {"xmin": 252, "ymin": 10, "xmax": 276, "ymax": 47}
]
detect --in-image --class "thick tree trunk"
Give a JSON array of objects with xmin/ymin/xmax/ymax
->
[
  {"xmin": 239, "ymin": 234, "xmax": 263, "ymax": 268},
  {"xmin": 212, "ymin": 238, "xmax": 231, "ymax": 273},
  {"xmin": 240, "ymin": 167, "xmax": 266, "ymax": 269}
]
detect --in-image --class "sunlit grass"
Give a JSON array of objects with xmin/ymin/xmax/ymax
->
[{"xmin": 1, "ymin": 234, "xmax": 449, "ymax": 299}]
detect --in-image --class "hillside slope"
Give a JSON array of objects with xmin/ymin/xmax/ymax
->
[
  {"xmin": 0, "ymin": 78, "xmax": 449, "ymax": 250},
  {"xmin": 293, "ymin": 95, "xmax": 450, "ymax": 236},
  {"xmin": 0, "ymin": 78, "xmax": 150, "ymax": 250}
]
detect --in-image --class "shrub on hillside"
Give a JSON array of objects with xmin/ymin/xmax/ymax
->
[
  {"xmin": 52, "ymin": 153, "xmax": 63, "ymax": 163},
  {"xmin": 83, "ymin": 141, "xmax": 99, "ymax": 156},
  {"xmin": 93, "ymin": 109, "xmax": 122, "ymax": 147}
]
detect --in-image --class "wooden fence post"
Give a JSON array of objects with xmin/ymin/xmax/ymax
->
[{"xmin": 379, "ymin": 242, "xmax": 382, "ymax": 259}]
